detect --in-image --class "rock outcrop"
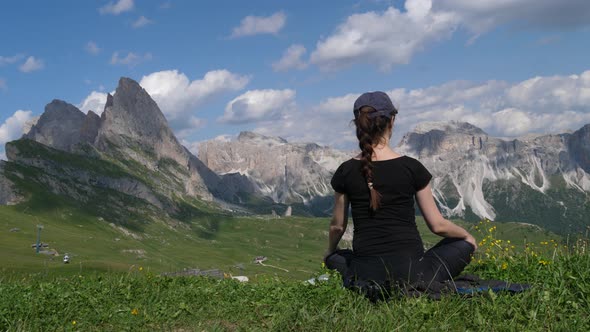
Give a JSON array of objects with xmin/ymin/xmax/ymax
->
[
  {"xmin": 0, "ymin": 161, "xmax": 24, "ymax": 205},
  {"xmin": 198, "ymin": 131, "xmax": 353, "ymax": 205},
  {"xmin": 396, "ymin": 121, "xmax": 590, "ymax": 231},
  {"xmin": 24, "ymin": 100, "xmax": 87, "ymax": 151}
]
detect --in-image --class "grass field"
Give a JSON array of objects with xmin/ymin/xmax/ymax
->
[
  {"xmin": 1, "ymin": 236, "xmax": 589, "ymax": 331},
  {"xmin": 2, "ymin": 193, "xmax": 585, "ymax": 331},
  {"xmin": 0, "ymin": 200, "xmax": 562, "ymax": 280}
]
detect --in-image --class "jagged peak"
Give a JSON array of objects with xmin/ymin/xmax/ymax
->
[
  {"xmin": 412, "ymin": 121, "xmax": 487, "ymax": 135},
  {"xmin": 86, "ymin": 110, "xmax": 100, "ymax": 119},
  {"xmin": 44, "ymin": 99, "xmax": 85, "ymax": 117},
  {"xmin": 118, "ymin": 77, "xmax": 141, "ymax": 91},
  {"xmin": 104, "ymin": 93, "xmax": 114, "ymax": 111},
  {"xmin": 237, "ymin": 131, "xmax": 288, "ymax": 144}
]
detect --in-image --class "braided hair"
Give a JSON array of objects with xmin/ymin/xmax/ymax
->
[{"xmin": 354, "ymin": 106, "xmax": 394, "ymax": 211}]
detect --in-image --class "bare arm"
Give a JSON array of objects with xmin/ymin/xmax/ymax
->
[
  {"xmin": 326, "ymin": 192, "xmax": 349, "ymax": 257},
  {"xmin": 416, "ymin": 183, "xmax": 477, "ymax": 250}
]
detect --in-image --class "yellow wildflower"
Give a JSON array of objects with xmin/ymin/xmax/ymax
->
[
  {"xmin": 501, "ymin": 262, "xmax": 508, "ymax": 270},
  {"xmin": 139, "ymin": 266, "xmax": 143, "ymax": 271},
  {"xmin": 131, "ymin": 308, "xmax": 139, "ymax": 315},
  {"xmin": 72, "ymin": 321, "xmax": 77, "ymax": 326}
]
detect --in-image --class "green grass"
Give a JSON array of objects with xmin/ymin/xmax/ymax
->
[
  {"xmin": 1, "ymin": 246, "xmax": 589, "ymax": 331},
  {"xmin": 0, "ymin": 178, "xmax": 583, "ymax": 331},
  {"xmin": 1, "ymin": 193, "xmax": 563, "ymax": 280}
]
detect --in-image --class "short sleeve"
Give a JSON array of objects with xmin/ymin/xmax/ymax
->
[
  {"xmin": 411, "ymin": 159, "xmax": 432, "ymax": 191},
  {"xmin": 330, "ymin": 163, "xmax": 346, "ymax": 193}
]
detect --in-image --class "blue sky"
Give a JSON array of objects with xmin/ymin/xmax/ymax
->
[{"xmin": 2, "ymin": 0, "xmax": 590, "ymax": 159}]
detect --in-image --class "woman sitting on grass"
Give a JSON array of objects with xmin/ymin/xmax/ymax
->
[{"xmin": 325, "ymin": 91, "xmax": 477, "ymax": 297}]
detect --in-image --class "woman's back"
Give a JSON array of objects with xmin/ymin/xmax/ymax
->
[{"xmin": 331, "ymin": 156, "xmax": 431, "ymax": 256}]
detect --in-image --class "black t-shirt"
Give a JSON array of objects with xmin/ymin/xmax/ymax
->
[{"xmin": 330, "ymin": 156, "xmax": 432, "ymax": 257}]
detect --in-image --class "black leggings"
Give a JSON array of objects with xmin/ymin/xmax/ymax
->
[{"xmin": 325, "ymin": 238, "xmax": 474, "ymax": 284}]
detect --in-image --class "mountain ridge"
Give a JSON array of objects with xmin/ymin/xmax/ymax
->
[{"xmin": 1, "ymin": 77, "xmax": 589, "ymax": 234}]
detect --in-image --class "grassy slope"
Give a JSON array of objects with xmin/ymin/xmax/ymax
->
[
  {"xmin": 1, "ymin": 194, "xmax": 562, "ymax": 281},
  {"xmin": 1, "ymin": 244, "xmax": 589, "ymax": 331}
]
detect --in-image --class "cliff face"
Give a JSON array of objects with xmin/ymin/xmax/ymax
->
[
  {"xmin": 198, "ymin": 131, "xmax": 353, "ymax": 205},
  {"xmin": 395, "ymin": 121, "xmax": 590, "ymax": 232},
  {"xmin": 2, "ymin": 77, "xmax": 237, "ymax": 218},
  {"xmin": 569, "ymin": 124, "xmax": 590, "ymax": 173},
  {"xmin": 24, "ymin": 99, "xmax": 87, "ymax": 152},
  {"xmin": 197, "ymin": 121, "xmax": 590, "ymax": 232},
  {"xmin": 0, "ymin": 161, "xmax": 24, "ymax": 205}
]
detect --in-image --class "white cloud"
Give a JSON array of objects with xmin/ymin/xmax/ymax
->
[
  {"xmin": 231, "ymin": 11, "xmax": 286, "ymax": 38},
  {"xmin": 258, "ymin": 69, "xmax": 590, "ymax": 149},
  {"xmin": 220, "ymin": 89, "xmax": 296, "ymax": 124},
  {"xmin": 312, "ymin": 93, "xmax": 359, "ymax": 113},
  {"xmin": 176, "ymin": 117, "xmax": 207, "ymax": 139},
  {"xmin": 79, "ymin": 69, "xmax": 250, "ymax": 140},
  {"xmin": 110, "ymin": 51, "xmax": 152, "ymax": 67},
  {"xmin": 19, "ymin": 56, "xmax": 44, "ymax": 73},
  {"xmin": 308, "ymin": 0, "xmax": 590, "ymax": 72},
  {"xmin": 0, "ymin": 78, "xmax": 6, "ymax": 91},
  {"xmin": 0, "ymin": 110, "xmax": 34, "ymax": 147},
  {"xmin": 0, "ymin": 54, "xmax": 24, "ymax": 66},
  {"xmin": 272, "ymin": 44, "xmax": 308, "ymax": 72},
  {"xmin": 506, "ymin": 72, "xmax": 590, "ymax": 112},
  {"xmin": 435, "ymin": 0, "xmax": 590, "ymax": 34},
  {"xmin": 85, "ymin": 41, "xmax": 101, "ymax": 55},
  {"xmin": 132, "ymin": 16, "xmax": 153, "ymax": 28},
  {"xmin": 78, "ymin": 91, "xmax": 109, "ymax": 115},
  {"xmin": 139, "ymin": 69, "xmax": 250, "ymax": 121},
  {"xmin": 99, "ymin": 0, "xmax": 134, "ymax": 15},
  {"xmin": 310, "ymin": 0, "xmax": 458, "ymax": 71},
  {"xmin": 78, "ymin": 69, "xmax": 249, "ymax": 137}
]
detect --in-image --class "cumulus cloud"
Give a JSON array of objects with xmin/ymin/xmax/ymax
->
[
  {"xmin": 0, "ymin": 110, "xmax": 34, "ymax": 152},
  {"xmin": 258, "ymin": 69, "xmax": 590, "ymax": 149},
  {"xmin": 310, "ymin": 0, "xmax": 458, "ymax": 71},
  {"xmin": 132, "ymin": 16, "xmax": 153, "ymax": 28},
  {"xmin": 110, "ymin": 51, "xmax": 152, "ymax": 67},
  {"xmin": 231, "ymin": 11, "xmax": 286, "ymax": 38},
  {"xmin": 77, "ymin": 69, "xmax": 249, "ymax": 138},
  {"xmin": 306, "ymin": 0, "xmax": 590, "ymax": 72},
  {"xmin": 19, "ymin": 56, "xmax": 44, "ymax": 73},
  {"xmin": 78, "ymin": 91, "xmax": 109, "ymax": 115},
  {"xmin": 176, "ymin": 117, "xmax": 207, "ymax": 139},
  {"xmin": 139, "ymin": 69, "xmax": 250, "ymax": 121},
  {"xmin": 85, "ymin": 41, "xmax": 101, "ymax": 55},
  {"xmin": 272, "ymin": 44, "xmax": 308, "ymax": 72},
  {"xmin": 434, "ymin": 0, "xmax": 590, "ymax": 34},
  {"xmin": 99, "ymin": 0, "xmax": 134, "ymax": 15},
  {"xmin": 0, "ymin": 54, "xmax": 24, "ymax": 66},
  {"xmin": 220, "ymin": 89, "xmax": 296, "ymax": 124}
]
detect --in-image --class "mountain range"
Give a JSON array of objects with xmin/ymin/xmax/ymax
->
[{"xmin": 1, "ymin": 77, "xmax": 588, "ymax": 234}]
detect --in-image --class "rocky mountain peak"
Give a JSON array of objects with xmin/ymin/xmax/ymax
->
[
  {"xmin": 412, "ymin": 121, "xmax": 487, "ymax": 135},
  {"xmin": 24, "ymin": 99, "xmax": 87, "ymax": 151},
  {"xmin": 95, "ymin": 77, "xmax": 188, "ymax": 166},
  {"xmin": 569, "ymin": 124, "xmax": 590, "ymax": 172},
  {"xmin": 237, "ymin": 131, "xmax": 288, "ymax": 145},
  {"xmin": 398, "ymin": 121, "xmax": 490, "ymax": 157}
]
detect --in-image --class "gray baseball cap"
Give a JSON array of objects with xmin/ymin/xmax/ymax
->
[{"xmin": 353, "ymin": 91, "xmax": 398, "ymax": 119}]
